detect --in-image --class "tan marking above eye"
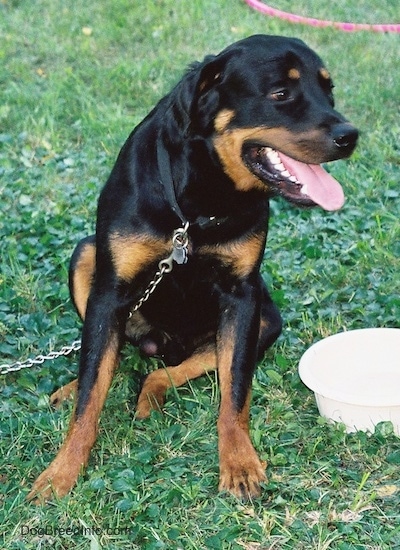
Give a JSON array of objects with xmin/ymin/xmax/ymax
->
[
  {"xmin": 288, "ymin": 68, "xmax": 300, "ymax": 80},
  {"xmin": 319, "ymin": 68, "xmax": 331, "ymax": 80}
]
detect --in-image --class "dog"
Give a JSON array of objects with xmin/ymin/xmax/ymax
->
[{"xmin": 28, "ymin": 34, "xmax": 358, "ymax": 501}]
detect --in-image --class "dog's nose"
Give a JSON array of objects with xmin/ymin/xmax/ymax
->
[{"xmin": 331, "ymin": 123, "xmax": 359, "ymax": 151}]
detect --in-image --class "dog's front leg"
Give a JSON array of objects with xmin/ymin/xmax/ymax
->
[
  {"xmin": 27, "ymin": 289, "xmax": 123, "ymax": 502},
  {"xmin": 217, "ymin": 276, "xmax": 266, "ymax": 499},
  {"xmin": 27, "ymin": 232, "xmax": 170, "ymax": 502}
]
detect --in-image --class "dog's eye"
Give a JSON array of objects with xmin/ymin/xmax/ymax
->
[{"xmin": 270, "ymin": 89, "xmax": 290, "ymax": 101}]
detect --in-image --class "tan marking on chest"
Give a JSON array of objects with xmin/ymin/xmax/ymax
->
[
  {"xmin": 109, "ymin": 233, "xmax": 170, "ymax": 282},
  {"xmin": 199, "ymin": 233, "xmax": 265, "ymax": 278}
]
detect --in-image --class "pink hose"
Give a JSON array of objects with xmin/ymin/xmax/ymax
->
[{"xmin": 244, "ymin": 0, "xmax": 400, "ymax": 33}]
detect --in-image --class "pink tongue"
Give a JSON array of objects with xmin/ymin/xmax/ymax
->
[{"xmin": 279, "ymin": 152, "xmax": 345, "ymax": 211}]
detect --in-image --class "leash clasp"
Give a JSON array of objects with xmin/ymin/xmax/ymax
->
[{"xmin": 171, "ymin": 221, "xmax": 189, "ymax": 265}]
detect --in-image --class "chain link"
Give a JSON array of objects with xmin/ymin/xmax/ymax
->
[
  {"xmin": 0, "ymin": 224, "xmax": 189, "ymax": 376},
  {"xmin": 0, "ymin": 340, "xmax": 82, "ymax": 376},
  {"xmin": 129, "ymin": 254, "xmax": 174, "ymax": 315}
]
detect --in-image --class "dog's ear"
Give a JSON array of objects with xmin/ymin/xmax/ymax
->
[
  {"xmin": 191, "ymin": 50, "xmax": 237, "ymax": 132},
  {"xmin": 196, "ymin": 54, "xmax": 224, "ymax": 95},
  {"xmin": 164, "ymin": 49, "xmax": 237, "ymax": 140}
]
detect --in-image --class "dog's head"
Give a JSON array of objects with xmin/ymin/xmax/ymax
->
[{"xmin": 188, "ymin": 35, "xmax": 358, "ymax": 211}]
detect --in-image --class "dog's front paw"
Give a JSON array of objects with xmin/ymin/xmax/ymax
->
[
  {"xmin": 218, "ymin": 426, "xmax": 266, "ymax": 499},
  {"xmin": 219, "ymin": 455, "xmax": 266, "ymax": 499},
  {"xmin": 27, "ymin": 456, "xmax": 83, "ymax": 504}
]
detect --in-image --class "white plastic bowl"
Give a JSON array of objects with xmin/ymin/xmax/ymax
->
[{"xmin": 299, "ymin": 328, "xmax": 400, "ymax": 435}]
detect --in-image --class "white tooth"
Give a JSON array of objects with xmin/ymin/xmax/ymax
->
[
  {"xmin": 289, "ymin": 175, "xmax": 298, "ymax": 183},
  {"xmin": 301, "ymin": 184, "xmax": 309, "ymax": 195},
  {"xmin": 265, "ymin": 147, "xmax": 272, "ymax": 152},
  {"xmin": 275, "ymin": 163, "xmax": 285, "ymax": 171},
  {"xmin": 281, "ymin": 170, "xmax": 291, "ymax": 178},
  {"xmin": 267, "ymin": 151, "xmax": 279, "ymax": 162}
]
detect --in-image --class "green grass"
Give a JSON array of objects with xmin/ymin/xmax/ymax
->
[{"xmin": 1, "ymin": 0, "xmax": 399, "ymax": 548}]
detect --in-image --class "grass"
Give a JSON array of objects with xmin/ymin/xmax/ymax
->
[{"xmin": 1, "ymin": 0, "xmax": 399, "ymax": 548}]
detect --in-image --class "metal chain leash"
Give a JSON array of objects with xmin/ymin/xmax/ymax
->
[
  {"xmin": 0, "ymin": 340, "xmax": 82, "ymax": 376},
  {"xmin": 0, "ymin": 224, "xmax": 190, "ymax": 376},
  {"xmin": 128, "ymin": 223, "xmax": 189, "ymax": 316},
  {"xmin": 128, "ymin": 256, "xmax": 173, "ymax": 316}
]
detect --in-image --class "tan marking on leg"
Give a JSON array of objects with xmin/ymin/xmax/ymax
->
[
  {"xmin": 28, "ymin": 335, "xmax": 119, "ymax": 502},
  {"xmin": 136, "ymin": 349, "xmax": 216, "ymax": 419},
  {"xmin": 72, "ymin": 241, "xmax": 96, "ymax": 320},
  {"xmin": 199, "ymin": 232, "xmax": 265, "ymax": 278},
  {"xmin": 108, "ymin": 233, "xmax": 170, "ymax": 282},
  {"xmin": 218, "ymin": 389, "xmax": 266, "ymax": 499},
  {"xmin": 50, "ymin": 379, "xmax": 78, "ymax": 408},
  {"xmin": 259, "ymin": 316, "xmax": 268, "ymax": 333},
  {"xmin": 217, "ymin": 329, "xmax": 266, "ymax": 499}
]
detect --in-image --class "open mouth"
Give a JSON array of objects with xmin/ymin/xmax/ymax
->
[{"xmin": 243, "ymin": 146, "xmax": 345, "ymax": 211}]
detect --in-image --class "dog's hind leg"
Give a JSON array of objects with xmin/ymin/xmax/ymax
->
[
  {"xmin": 69, "ymin": 235, "xmax": 96, "ymax": 321},
  {"xmin": 50, "ymin": 379, "xmax": 78, "ymax": 408},
  {"xmin": 136, "ymin": 347, "xmax": 217, "ymax": 419},
  {"xmin": 48, "ymin": 236, "xmax": 96, "ymax": 409},
  {"xmin": 136, "ymin": 281, "xmax": 282, "ymax": 421}
]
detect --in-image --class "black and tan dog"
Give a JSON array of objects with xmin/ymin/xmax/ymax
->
[{"xmin": 28, "ymin": 35, "xmax": 358, "ymax": 501}]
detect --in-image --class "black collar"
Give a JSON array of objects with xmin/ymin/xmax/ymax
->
[{"xmin": 157, "ymin": 141, "xmax": 228, "ymax": 231}]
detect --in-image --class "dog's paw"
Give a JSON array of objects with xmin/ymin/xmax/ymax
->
[
  {"xmin": 218, "ymin": 425, "xmax": 267, "ymax": 499},
  {"xmin": 50, "ymin": 379, "xmax": 77, "ymax": 408},
  {"xmin": 27, "ymin": 458, "xmax": 82, "ymax": 504},
  {"xmin": 135, "ymin": 371, "xmax": 168, "ymax": 419},
  {"xmin": 136, "ymin": 386, "xmax": 165, "ymax": 419},
  {"xmin": 218, "ymin": 455, "xmax": 266, "ymax": 499}
]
